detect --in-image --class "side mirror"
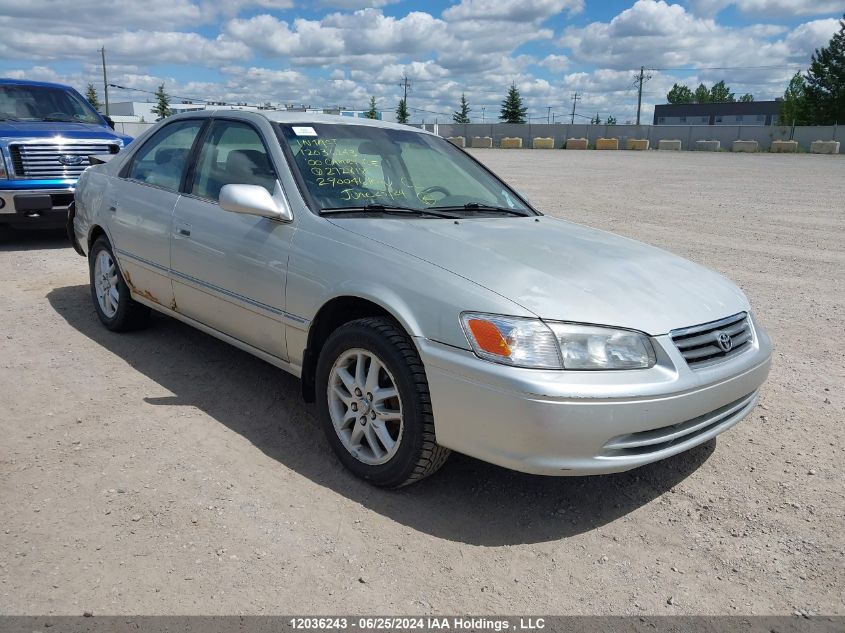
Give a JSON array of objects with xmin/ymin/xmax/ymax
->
[
  {"xmin": 104, "ymin": 115, "xmax": 115, "ymax": 130},
  {"xmin": 219, "ymin": 183, "xmax": 292, "ymax": 222}
]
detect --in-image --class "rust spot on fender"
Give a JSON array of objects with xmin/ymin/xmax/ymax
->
[
  {"xmin": 170, "ymin": 297, "xmax": 178, "ymax": 312},
  {"xmin": 137, "ymin": 288, "xmax": 161, "ymax": 305}
]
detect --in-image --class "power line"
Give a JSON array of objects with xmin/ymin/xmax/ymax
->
[
  {"xmin": 108, "ymin": 83, "xmax": 216, "ymax": 105},
  {"xmin": 650, "ymin": 64, "xmax": 803, "ymax": 72}
]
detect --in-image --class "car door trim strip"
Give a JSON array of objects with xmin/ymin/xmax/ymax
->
[{"xmin": 114, "ymin": 247, "xmax": 309, "ymax": 327}]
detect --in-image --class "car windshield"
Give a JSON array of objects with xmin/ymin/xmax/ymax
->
[
  {"xmin": 0, "ymin": 84, "xmax": 102, "ymax": 124},
  {"xmin": 277, "ymin": 123, "xmax": 532, "ymax": 216}
]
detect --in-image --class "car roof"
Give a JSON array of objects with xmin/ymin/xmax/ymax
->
[
  {"xmin": 167, "ymin": 108, "xmax": 433, "ymax": 134},
  {"xmin": 0, "ymin": 77, "xmax": 79, "ymax": 91}
]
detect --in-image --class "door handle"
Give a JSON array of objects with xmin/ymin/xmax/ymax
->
[{"xmin": 175, "ymin": 221, "xmax": 192, "ymax": 239}]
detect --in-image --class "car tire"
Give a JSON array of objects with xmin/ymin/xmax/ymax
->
[
  {"xmin": 316, "ymin": 317, "xmax": 450, "ymax": 487},
  {"xmin": 89, "ymin": 236, "xmax": 150, "ymax": 332}
]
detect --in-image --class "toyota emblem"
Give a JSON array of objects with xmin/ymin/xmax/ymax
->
[{"xmin": 715, "ymin": 331, "xmax": 733, "ymax": 352}]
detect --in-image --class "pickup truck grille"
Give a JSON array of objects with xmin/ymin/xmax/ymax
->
[
  {"xmin": 9, "ymin": 142, "xmax": 119, "ymax": 179},
  {"xmin": 671, "ymin": 312, "xmax": 752, "ymax": 368}
]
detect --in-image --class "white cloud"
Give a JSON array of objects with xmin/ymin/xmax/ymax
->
[
  {"xmin": 690, "ymin": 0, "xmax": 845, "ymax": 18},
  {"xmin": 0, "ymin": 30, "xmax": 250, "ymax": 65},
  {"xmin": 539, "ymin": 54, "xmax": 570, "ymax": 73},
  {"xmin": 443, "ymin": 0, "xmax": 583, "ymax": 21}
]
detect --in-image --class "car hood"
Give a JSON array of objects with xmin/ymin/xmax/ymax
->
[
  {"xmin": 0, "ymin": 121, "xmax": 129, "ymax": 143},
  {"xmin": 330, "ymin": 215, "xmax": 749, "ymax": 335}
]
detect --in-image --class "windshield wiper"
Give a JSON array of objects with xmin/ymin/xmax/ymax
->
[
  {"xmin": 38, "ymin": 116, "xmax": 78, "ymax": 122},
  {"xmin": 0, "ymin": 115, "xmax": 20, "ymax": 121},
  {"xmin": 429, "ymin": 202, "xmax": 531, "ymax": 217},
  {"xmin": 320, "ymin": 204, "xmax": 459, "ymax": 219}
]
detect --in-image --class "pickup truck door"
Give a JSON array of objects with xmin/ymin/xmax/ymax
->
[
  {"xmin": 169, "ymin": 118, "xmax": 295, "ymax": 361},
  {"xmin": 106, "ymin": 119, "xmax": 205, "ymax": 309}
]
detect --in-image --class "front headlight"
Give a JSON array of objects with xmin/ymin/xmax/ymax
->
[
  {"xmin": 547, "ymin": 322, "xmax": 656, "ymax": 370},
  {"xmin": 460, "ymin": 312, "xmax": 656, "ymax": 370}
]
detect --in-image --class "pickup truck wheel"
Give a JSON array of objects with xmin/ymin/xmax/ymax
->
[
  {"xmin": 316, "ymin": 317, "xmax": 450, "ymax": 488},
  {"xmin": 89, "ymin": 236, "xmax": 150, "ymax": 332}
]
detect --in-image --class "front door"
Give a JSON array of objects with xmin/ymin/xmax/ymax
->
[
  {"xmin": 170, "ymin": 118, "xmax": 295, "ymax": 361},
  {"xmin": 107, "ymin": 119, "xmax": 205, "ymax": 309}
]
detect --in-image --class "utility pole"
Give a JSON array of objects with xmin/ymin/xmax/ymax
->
[
  {"xmin": 399, "ymin": 74, "xmax": 409, "ymax": 105},
  {"xmin": 633, "ymin": 65, "xmax": 652, "ymax": 126},
  {"xmin": 547, "ymin": 106, "xmax": 551, "ymax": 124},
  {"xmin": 100, "ymin": 47, "xmax": 109, "ymax": 116},
  {"xmin": 481, "ymin": 106, "xmax": 486, "ymax": 123},
  {"xmin": 570, "ymin": 92, "xmax": 581, "ymax": 124}
]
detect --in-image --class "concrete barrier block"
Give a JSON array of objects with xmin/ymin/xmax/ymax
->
[
  {"xmin": 810, "ymin": 140, "xmax": 840, "ymax": 154},
  {"xmin": 625, "ymin": 138, "xmax": 649, "ymax": 151},
  {"xmin": 532, "ymin": 137, "xmax": 554, "ymax": 149},
  {"xmin": 565, "ymin": 137, "xmax": 588, "ymax": 150},
  {"xmin": 696, "ymin": 140, "xmax": 721, "ymax": 152},
  {"xmin": 732, "ymin": 140, "xmax": 759, "ymax": 153},
  {"xmin": 500, "ymin": 137, "xmax": 523, "ymax": 149},
  {"xmin": 596, "ymin": 138, "xmax": 619, "ymax": 150},
  {"xmin": 471, "ymin": 136, "xmax": 493, "ymax": 149},
  {"xmin": 658, "ymin": 139, "xmax": 682, "ymax": 151},
  {"xmin": 446, "ymin": 136, "xmax": 465, "ymax": 148},
  {"xmin": 770, "ymin": 140, "xmax": 798, "ymax": 153}
]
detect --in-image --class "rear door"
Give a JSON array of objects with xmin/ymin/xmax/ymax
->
[
  {"xmin": 107, "ymin": 118, "xmax": 205, "ymax": 309},
  {"xmin": 170, "ymin": 118, "xmax": 295, "ymax": 361}
]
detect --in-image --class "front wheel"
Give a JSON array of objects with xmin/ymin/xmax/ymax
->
[
  {"xmin": 89, "ymin": 236, "xmax": 150, "ymax": 331},
  {"xmin": 316, "ymin": 317, "xmax": 450, "ymax": 487}
]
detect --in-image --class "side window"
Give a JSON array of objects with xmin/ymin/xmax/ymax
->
[
  {"xmin": 190, "ymin": 120, "xmax": 277, "ymax": 201},
  {"xmin": 125, "ymin": 120, "xmax": 203, "ymax": 191}
]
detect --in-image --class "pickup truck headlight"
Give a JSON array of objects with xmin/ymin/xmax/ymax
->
[{"xmin": 460, "ymin": 313, "xmax": 656, "ymax": 370}]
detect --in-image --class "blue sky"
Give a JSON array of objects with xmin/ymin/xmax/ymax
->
[{"xmin": 0, "ymin": 0, "xmax": 841, "ymax": 123}]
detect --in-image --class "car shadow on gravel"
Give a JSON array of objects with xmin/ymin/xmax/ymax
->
[
  {"xmin": 49, "ymin": 284, "xmax": 715, "ymax": 546},
  {"xmin": 0, "ymin": 227, "xmax": 69, "ymax": 251}
]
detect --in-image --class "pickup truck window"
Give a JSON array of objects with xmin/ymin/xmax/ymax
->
[
  {"xmin": 190, "ymin": 120, "xmax": 277, "ymax": 201},
  {"xmin": 125, "ymin": 120, "xmax": 203, "ymax": 192},
  {"xmin": 0, "ymin": 84, "xmax": 101, "ymax": 124}
]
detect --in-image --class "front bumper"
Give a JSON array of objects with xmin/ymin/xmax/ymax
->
[
  {"xmin": 0, "ymin": 186, "xmax": 75, "ymax": 227},
  {"xmin": 417, "ymin": 313, "xmax": 772, "ymax": 476}
]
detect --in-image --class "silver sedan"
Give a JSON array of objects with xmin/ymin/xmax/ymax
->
[{"xmin": 70, "ymin": 110, "xmax": 772, "ymax": 487}]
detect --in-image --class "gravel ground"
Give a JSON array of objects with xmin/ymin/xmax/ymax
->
[{"xmin": 1, "ymin": 149, "xmax": 843, "ymax": 616}]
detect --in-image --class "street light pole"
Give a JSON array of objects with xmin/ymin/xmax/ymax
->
[{"xmin": 100, "ymin": 47, "xmax": 110, "ymax": 116}]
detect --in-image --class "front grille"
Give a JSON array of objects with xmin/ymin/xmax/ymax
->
[
  {"xmin": 602, "ymin": 391, "xmax": 757, "ymax": 457},
  {"xmin": 9, "ymin": 142, "xmax": 119, "ymax": 179},
  {"xmin": 671, "ymin": 312, "xmax": 752, "ymax": 368}
]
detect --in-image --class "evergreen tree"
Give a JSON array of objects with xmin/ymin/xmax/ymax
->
[
  {"xmin": 85, "ymin": 83, "xmax": 101, "ymax": 111},
  {"xmin": 803, "ymin": 13, "xmax": 845, "ymax": 125},
  {"xmin": 364, "ymin": 96, "xmax": 378, "ymax": 119},
  {"xmin": 452, "ymin": 93, "xmax": 471, "ymax": 123},
  {"xmin": 666, "ymin": 83, "xmax": 694, "ymax": 104},
  {"xmin": 780, "ymin": 72, "xmax": 810, "ymax": 125},
  {"xmin": 606, "ymin": 115, "xmax": 617, "ymax": 125},
  {"xmin": 739, "ymin": 93, "xmax": 754, "ymax": 102},
  {"xmin": 150, "ymin": 83, "xmax": 172, "ymax": 119},
  {"xmin": 693, "ymin": 83, "xmax": 711, "ymax": 104},
  {"xmin": 709, "ymin": 80, "xmax": 735, "ymax": 103},
  {"xmin": 396, "ymin": 98, "xmax": 409, "ymax": 124},
  {"xmin": 499, "ymin": 83, "xmax": 527, "ymax": 124}
]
